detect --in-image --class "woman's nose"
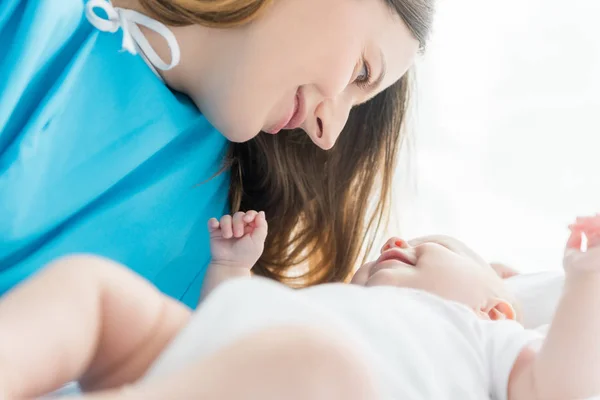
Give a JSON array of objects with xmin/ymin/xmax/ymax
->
[
  {"xmin": 381, "ymin": 237, "xmax": 409, "ymax": 253},
  {"xmin": 310, "ymin": 95, "xmax": 352, "ymax": 150}
]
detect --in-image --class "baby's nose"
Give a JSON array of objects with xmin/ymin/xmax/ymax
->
[{"xmin": 381, "ymin": 237, "xmax": 409, "ymax": 253}]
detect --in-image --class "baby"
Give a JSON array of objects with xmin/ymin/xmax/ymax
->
[
  {"xmin": 0, "ymin": 212, "xmax": 599, "ymax": 400},
  {"xmin": 195, "ymin": 212, "xmax": 599, "ymax": 400}
]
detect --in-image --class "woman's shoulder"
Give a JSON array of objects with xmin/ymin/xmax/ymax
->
[
  {"xmin": 0, "ymin": 0, "xmax": 203, "ymax": 140},
  {"xmin": 1, "ymin": 0, "xmax": 86, "ymax": 53},
  {"xmin": 1, "ymin": 0, "xmax": 90, "ymax": 117},
  {"xmin": 1, "ymin": 0, "xmax": 84, "ymax": 23}
]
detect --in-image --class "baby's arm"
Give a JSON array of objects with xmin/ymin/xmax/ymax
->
[
  {"xmin": 201, "ymin": 210, "xmax": 268, "ymax": 300},
  {"xmin": 509, "ymin": 216, "xmax": 600, "ymax": 400},
  {"xmin": 0, "ymin": 255, "xmax": 190, "ymax": 399}
]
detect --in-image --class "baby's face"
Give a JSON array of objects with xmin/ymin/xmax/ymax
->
[{"xmin": 352, "ymin": 235, "xmax": 506, "ymax": 313}]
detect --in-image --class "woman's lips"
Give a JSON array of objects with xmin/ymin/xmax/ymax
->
[{"xmin": 265, "ymin": 89, "xmax": 305, "ymax": 134}]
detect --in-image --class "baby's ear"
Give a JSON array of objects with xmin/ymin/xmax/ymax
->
[{"xmin": 484, "ymin": 298, "xmax": 516, "ymax": 321}]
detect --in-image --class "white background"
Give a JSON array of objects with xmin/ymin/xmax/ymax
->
[{"xmin": 387, "ymin": 0, "xmax": 600, "ymax": 272}]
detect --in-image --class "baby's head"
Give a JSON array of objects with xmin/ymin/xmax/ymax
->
[{"xmin": 352, "ymin": 235, "xmax": 520, "ymax": 322}]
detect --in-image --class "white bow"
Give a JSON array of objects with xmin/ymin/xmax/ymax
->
[{"xmin": 84, "ymin": 0, "xmax": 181, "ymax": 71}]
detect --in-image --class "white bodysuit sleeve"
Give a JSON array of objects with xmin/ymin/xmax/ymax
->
[{"xmin": 477, "ymin": 319, "xmax": 543, "ymax": 400}]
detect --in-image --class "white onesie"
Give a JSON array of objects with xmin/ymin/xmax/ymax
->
[{"xmin": 144, "ymin": 278, "xmax": 542, "ymax": 400}]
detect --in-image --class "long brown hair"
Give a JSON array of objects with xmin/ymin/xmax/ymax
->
[
  {"xmin": 136, "ymin": 0, "xmax": 274, "ymax": 27},
  {"xmin": 135, "ymin": 0, "xmax": 435, "ymax": 285}
]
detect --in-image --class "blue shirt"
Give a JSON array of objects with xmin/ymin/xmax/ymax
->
[{"xmin": 0, "ymin": 0, "xmax": 230, "ymax": 307}]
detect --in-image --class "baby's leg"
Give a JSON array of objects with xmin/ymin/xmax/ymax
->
[{"xmin": 73, "ymin": 325, "xmax": 377, "ymax": 400}]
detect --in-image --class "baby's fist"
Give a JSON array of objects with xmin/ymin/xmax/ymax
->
[
  {"xmin": 564, "ymin": 214, "xmax": 600, "ymax": 274},
  {"xmin": 208, "ymin": 211, "xmax": 268, "ymax": 269}
]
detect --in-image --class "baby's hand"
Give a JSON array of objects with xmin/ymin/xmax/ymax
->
[
  {"xmin": 208, "ymin": 211, "xmax": 268, "ymax": 270},
  {"xmin": 563, "ymin": 214, "xmax": 600, "ymax": 274}
]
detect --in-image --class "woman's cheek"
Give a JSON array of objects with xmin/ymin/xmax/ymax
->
[{"xmin": 313, "ymin": 47, "xmax": 358, "ymax": 99}]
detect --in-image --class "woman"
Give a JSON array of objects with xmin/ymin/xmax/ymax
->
[{"xmin": 0, "ymin": 0, "xmax": 434, "ymax": 306}]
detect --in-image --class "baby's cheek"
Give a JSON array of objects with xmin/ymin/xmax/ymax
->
[
  {"xmin": 413, "ymin": 266, "xmax": 465, "ymax": 300},
  {"xmin": 350, "ymin": 262, "xmax": 373, "ymax": 285},
  {"xmin": 430, "ymin": 269, "xmax": 484, "ymax": 306},
  {"xmin": 365, "ymin": 268, "xmax": 416, "ymax": 289}
]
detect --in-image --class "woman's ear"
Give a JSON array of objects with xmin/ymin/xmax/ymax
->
[{"xmin": 483, "ymin": 298, "xmax": 517, "ymax": 321}]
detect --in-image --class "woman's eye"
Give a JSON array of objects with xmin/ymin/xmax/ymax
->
[{"xmin": 354, "ymin": 59, "xmax": 371, "ymax": 88}]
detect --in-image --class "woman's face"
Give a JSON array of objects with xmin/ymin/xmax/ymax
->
[{"xmin": 189, "ymin": 0, "xmax": 419, "ymax": 149}]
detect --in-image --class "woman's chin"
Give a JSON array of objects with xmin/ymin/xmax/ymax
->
[{"xmin": 217, "ymin": 125, "xmax": 261, "ymax": 144}]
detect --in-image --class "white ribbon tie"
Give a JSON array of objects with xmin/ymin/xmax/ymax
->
[{"xmin": 84, "ymin": 0, "xmax": 181, "ymax": 71}]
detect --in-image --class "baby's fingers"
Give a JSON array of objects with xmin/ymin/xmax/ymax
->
[
  {"xmin": 208, "ymin": 218, "xmax": 220, "ymax": 233},
  {"xmin": 220, "ymin": 215, "xmax": 233, "ymax": 239},
  {"xmin": 566, "ymin": 228, "xmax": 583, "ymax": 250},
  {"xmin": 251, "ymin": 211, "xmax": 268, "ymax": 243},
  {"xmin": 586, "ymin": 231, "xmax": 600, "ymax": 249},
  {"xmin": 572, "ymin": 215, "xmax": 600, "ymax": 231},
  {"xmin": 243, "ymin": 210, "xmax": 258, "ymax": 223},
  {"xmin": 232, "ymin": 212, "xmax": 246, "ymax": 238}
]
